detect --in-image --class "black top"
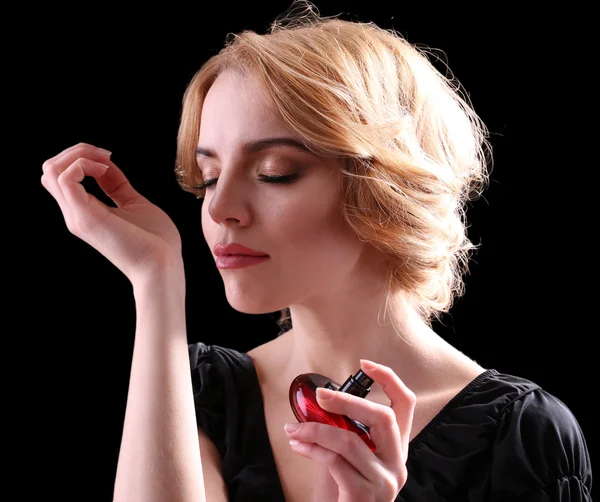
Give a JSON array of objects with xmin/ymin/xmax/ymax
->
[{"xmin": 188, "ymin": 342, "xmax": 592, "ymax": 501}]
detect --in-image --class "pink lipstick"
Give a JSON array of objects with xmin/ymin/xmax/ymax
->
[
  {"xmin": 216, "ymin": 255, "xmax": 269, "ymax": 269},
  {"xmin": 214, "ymin": 242, "xmax": 269, "ymax": 269}
]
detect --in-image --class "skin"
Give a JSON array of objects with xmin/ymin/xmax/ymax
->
[
  {"xmin": 198, "ymin": 70, "xmax": 483, "ymax": 401},
  {"xmin": 41, "ymin": 68, "xmax": 485, "ymax": 501}
]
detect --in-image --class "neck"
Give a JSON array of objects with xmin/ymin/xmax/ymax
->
[{"xmin": 277, "ymin": 293, "xmax": 455, "ymax": 396}]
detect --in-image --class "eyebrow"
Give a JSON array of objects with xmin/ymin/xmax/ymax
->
[{"xmin": 195, "ymin": 137, "xmax": 318, "ymax": 159}]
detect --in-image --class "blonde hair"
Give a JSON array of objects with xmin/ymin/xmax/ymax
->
[{"xmin": 175, "ymin": 0, "xmax": 491, "ymax": 332}]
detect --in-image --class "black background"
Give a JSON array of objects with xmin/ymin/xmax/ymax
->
[{"xmin": 23, "ymin": 1, "xmax": 594, "ymax": 499}]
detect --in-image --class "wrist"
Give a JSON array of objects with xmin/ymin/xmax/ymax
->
[
  {"xmin": 131, "ymin": 259, "xmax": 186, "ymax": 297},
  {"xmin": 132, "ymin": 266, "xmax": 187, "ymax": 331}
]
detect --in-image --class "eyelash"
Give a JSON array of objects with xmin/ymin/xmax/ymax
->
[{"xmin": 194, "ymin": 173, "xmax": 299, "ymax": 191}]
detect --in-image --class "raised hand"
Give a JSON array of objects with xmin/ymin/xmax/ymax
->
[
  {"xmin": 284, "ymin": 359, "xmax": 415, "ymax": 502},
  {"xmin": 41, "ymin": 143, "xmax": 185, "ymax": 284}
]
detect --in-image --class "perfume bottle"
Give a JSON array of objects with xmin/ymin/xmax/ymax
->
[{"xmin": 289, "ymin": 368, "xmax": 376, "ymax": 452}]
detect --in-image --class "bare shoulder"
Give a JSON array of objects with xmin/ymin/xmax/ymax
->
[{"xmin": 247, "ymin": 332, "xmax": 292, "ymax": 374}]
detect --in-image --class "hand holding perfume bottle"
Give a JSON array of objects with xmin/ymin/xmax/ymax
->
[
  {"xmin": 289, "ymin": 366, "xmax": 376, "ymax": 451},
  {"xmin": 285, "ymin": 359, "xmax": 415, "ymax": 501}
]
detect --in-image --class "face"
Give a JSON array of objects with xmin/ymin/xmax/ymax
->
[{"xmin": 198, "ymin": 70, "xmax": 371, "ymax": 314}]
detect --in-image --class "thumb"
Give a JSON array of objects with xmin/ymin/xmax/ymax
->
[{"xmin": 95, "ymin": 158, "xmax": 149, "ymax": 208}]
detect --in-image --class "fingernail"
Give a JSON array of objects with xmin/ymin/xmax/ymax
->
[
  {"xmin": 316, "ymin": 387, "xmax": 334, "ymax": 400},
  {"xmin": 284, "ymin": 423, "xmax": 300, "ymax": 433},
  {"xmin": 97, "ymin": 148, "xmax": 112, "ymax": 156},
  {"xmin": 360, "ymin": 359, "xmax": 378, "ymax": 370}
]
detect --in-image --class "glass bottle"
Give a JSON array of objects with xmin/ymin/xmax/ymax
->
[{"xmin": 288, "ymin": 369, "xmax": 376, "ymax": 452}]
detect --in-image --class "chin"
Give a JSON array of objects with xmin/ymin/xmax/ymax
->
[{"xmin": 224, "ymin": 289, "xmax": 286, "ymax": 315}]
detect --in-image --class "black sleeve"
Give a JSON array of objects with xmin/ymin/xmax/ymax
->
[
  {"xmin": 188, "ymin": 342, "xmax": 227, "ymax": 458},
  {"xmin": 187, "ymin": 342, "xmax": 287, "ymax": 502},
  {"xmin": 489, "ymin": 387, "xmax": 592, "ymax": 501}
]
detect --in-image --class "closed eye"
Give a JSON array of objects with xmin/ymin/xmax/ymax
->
[{"xmin": 193, "ymin": 173, "xmax": 299, "ymax": 191}]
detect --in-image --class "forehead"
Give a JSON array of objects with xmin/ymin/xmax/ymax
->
[{"xmin": 198, "ymin": 71, "xmax": 299, "ymax": 150}]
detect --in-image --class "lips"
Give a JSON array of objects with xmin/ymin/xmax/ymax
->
[
  {"xmin": 213, "ymin": 243, "xmax": 269, "ymax": 269},
  {"xmin": 214, "ymin": 243, "xmax": 268, "ymax": 257},
  {"xmin": 215, "ymin": 254, "xmax": 270, "ymax": 269}
]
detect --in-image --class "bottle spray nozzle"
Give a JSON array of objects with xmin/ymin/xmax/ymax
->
[{"xmin": 338, "ymin": 369, "xmax": 374, "ymax": 398}]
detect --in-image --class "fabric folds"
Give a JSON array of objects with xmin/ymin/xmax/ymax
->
[{"xmin": 189, "ymin": 342, "xmax": 592, "ymax": 501}]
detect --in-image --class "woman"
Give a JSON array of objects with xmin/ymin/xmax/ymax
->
[{"xmin": 41, "ymin": 1, "xmax": 592, "ymax": 500}]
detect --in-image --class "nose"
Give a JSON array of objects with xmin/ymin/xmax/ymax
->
[{"xmin": 206, "ymin": 173, "xmax": 252, "ymax": 227}]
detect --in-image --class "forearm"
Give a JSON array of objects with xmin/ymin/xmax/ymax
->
[{"xmin": 113, "ymin": 269, "xmax": 205, "ymax": 502}]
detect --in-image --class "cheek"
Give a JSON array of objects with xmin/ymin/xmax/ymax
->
[
  {"xmin": 200, "ymin": 206, "xmax": 209, "ymax": 245},
  {"xmin": 201, "ymin": 201, "xmax": 221, "ymax": 254},
  {"xmin": 201, "ymin": 203, "xmax": 209, "ymax": 236},
  {"xmin": 276, "ymin": 196, "xmax": 360, "ymax": 266}
]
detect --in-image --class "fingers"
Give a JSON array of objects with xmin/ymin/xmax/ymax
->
[
  {"xmin": 92, "ymin": 157, "xmax": 147, "ymax": 208},
  {"xmin": 286, "ymin": 421, "xmax": 404, "ymax": 500},
  {"xmin": 43, "ymin": 142, "xmax": 112, "ymax": 168},
  {"xmin": 285, "ymin": 361, "xmax": 413, "ymax": 500},
  {"xmin": 58, "ymin": 158, "xmax": 111, "ymax": 213},
  {"xmin": 42, "ymin": 142, "xmax": 112, "ymax": 179},
  {"xmin": 42, "ymin": 143, "xmax": 113, "ymax": 219},
  {"xmin": 289, "ymin": 439, "xmax": 374, "ymax": 499},
  {"xmin": 308, "ymin": 361, "xmax": 415, "ymax": 466},
  {"xmin": 311, "ymin": 386, "xmax": 402, "ymax": 467},
  {"xmin": 285, "ymin": 421, "xmax": 381, "ymax": 486},
  {"xmin": 359, "ymin": 359, "xmax": 416, "ymax": 459},
  {"xmin": 43, "ymin": 143, "xmax": 146, "ymax": 210}
]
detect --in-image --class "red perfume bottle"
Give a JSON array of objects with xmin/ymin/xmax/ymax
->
[{"xmin": 289, "ymin": 369, "xmax": 376, "ymax": 452}]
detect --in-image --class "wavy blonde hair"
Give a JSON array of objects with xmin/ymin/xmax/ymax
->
[{"xmin": 175, "ymin": 0, "xmax": 491, "ymax": 333}]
